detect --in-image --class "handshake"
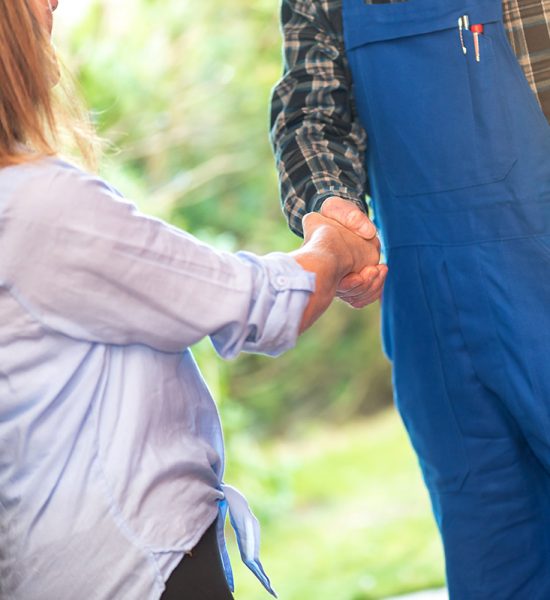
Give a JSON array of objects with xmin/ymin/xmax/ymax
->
[{"xmin": 291, "ymin": 197, "xmax": 387, "ymax": 332}]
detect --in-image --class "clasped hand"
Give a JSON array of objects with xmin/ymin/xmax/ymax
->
[
  {"xmin": 320, "ymin": 197, "xmax": 387, "ymax": 309},
  {"xmin": 292, "ymin": 197, "xmax": 387, "ymax": 332}
]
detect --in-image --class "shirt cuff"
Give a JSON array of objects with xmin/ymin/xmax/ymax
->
[
  {"xmin": 235, "ymin": 251, "xmax": 315, "ymax": 357},
  {"xmin": 310, "ymin": 190, "xmax": 367, "ymax": 214}
]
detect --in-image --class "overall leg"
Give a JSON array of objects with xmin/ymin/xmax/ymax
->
[
  {"xmin": 463, "ymin": 235, "xmax": 550, "ymax": 468},
  {"xmin": 384, "ymin": 245, "xmax": 550, "ymax": 599},
  {"xmin": 442, "ymin": 238, "xmax": 550, "ymax": 597}
]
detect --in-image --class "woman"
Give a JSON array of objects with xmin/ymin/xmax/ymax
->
[{"xmin": 0, "ymin": 1, "xmax": 384, "ymax": 599}]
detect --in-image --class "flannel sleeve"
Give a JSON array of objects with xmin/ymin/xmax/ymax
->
[{"xmin": 270, "ymin": 0, "xmax": 369, "ymax": 238}]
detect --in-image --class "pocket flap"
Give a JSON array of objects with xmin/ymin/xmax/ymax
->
[{"xmin": 344, "ymin": 0, "xmax": 503, "ymax": 49}]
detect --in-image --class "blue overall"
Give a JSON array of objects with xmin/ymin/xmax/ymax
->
[{"xmin": 342, "ymin": 0, "xmax": 550, "ymax": 596}]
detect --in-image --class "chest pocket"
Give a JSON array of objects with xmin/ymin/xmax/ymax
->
[{"xmin": 344, "ymin": 0, "xmax": 517, "ymax": 198}]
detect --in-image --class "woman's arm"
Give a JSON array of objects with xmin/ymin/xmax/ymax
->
[{"xmin": 1, "ymin": 161, "xmax": 377, "ymax": 356}]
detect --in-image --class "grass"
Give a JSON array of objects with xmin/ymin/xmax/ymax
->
[{"xmin": 224, "ymin": 409, "xmax": 446, "ymax": 600}]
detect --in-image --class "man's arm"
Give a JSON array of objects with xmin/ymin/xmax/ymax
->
[
  {"xmin": 270, "ymin": 0, "xmax": 369, "ymax": 238},
  {"xmin": 270, "ymin": 0, "xmax": 386, "ymax": 306}
]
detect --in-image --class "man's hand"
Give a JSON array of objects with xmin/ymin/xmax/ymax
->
[
  {"xmin": 320, "ymin": 197, "xmax": 387, "ymax": 308},
  {"xmin": 291, "ymin": 212, "xmax": 381, "ymax": 332}
]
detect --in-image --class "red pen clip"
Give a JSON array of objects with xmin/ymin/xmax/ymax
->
[{"xmin": 470, "ymin": 24, "xmax": 484, "ymax": 62}]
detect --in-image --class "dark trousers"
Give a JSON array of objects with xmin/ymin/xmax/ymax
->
[{"xmin": 161, "ymin": 521, "xmax": 234, "ymax": 600}]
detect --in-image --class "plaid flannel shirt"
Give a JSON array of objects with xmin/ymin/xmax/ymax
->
[{"xmin": 270, "ymin": 0, "xmax": 550, "ymax": 236}]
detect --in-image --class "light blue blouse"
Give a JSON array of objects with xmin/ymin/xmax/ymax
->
[{"xmin": 0, "ymin": 159, "xmax": 315, "ymax": 599}]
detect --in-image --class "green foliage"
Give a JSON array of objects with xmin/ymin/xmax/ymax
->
[{"xmin": 225, "ymin": 411, "xmax": 445, "ymax": 599}]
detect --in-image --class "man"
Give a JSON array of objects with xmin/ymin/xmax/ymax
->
[{"xmin": 271, "ymin": 0, "xmax": 550, "ymax": 597}]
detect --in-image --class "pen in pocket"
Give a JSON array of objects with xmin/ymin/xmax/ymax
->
[
  {"xmin": 458, "ymin": 15, "xmax": 469, "ymax": 55},
  {"xmin": 471, "ymin": 24, "xmax": 484, "ymax": 62}
]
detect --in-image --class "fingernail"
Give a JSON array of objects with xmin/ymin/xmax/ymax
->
[{"xmin": 361, "ymin": 224, "xmax": 377, "ymax": 239}]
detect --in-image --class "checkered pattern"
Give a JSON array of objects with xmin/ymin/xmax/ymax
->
[
  {"xmin": 270, "ymin": 0, "xmax": 550, "ymax": 236},
  {"xmin": 503, "ymin": 0, "xmax": 550, "ymax": 112}
]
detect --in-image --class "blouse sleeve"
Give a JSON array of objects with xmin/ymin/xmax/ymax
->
[{"xmin": 0, "ymin": 161, "xmax": 315, "ymax": 356}]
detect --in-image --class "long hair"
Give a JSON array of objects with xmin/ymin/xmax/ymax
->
[{"xmin": 0, "ymin": 0, "xmax": 97, "ymax": 168}]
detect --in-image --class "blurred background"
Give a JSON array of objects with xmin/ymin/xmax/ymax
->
[{"xmin": 56, "ymin": 1, "xmax": 445, "ymax": 598}]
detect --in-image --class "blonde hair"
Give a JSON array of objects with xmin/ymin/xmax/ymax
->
[{"xmin": 0, "ymin": 0, "xmax": 98, "ymax": 168}]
